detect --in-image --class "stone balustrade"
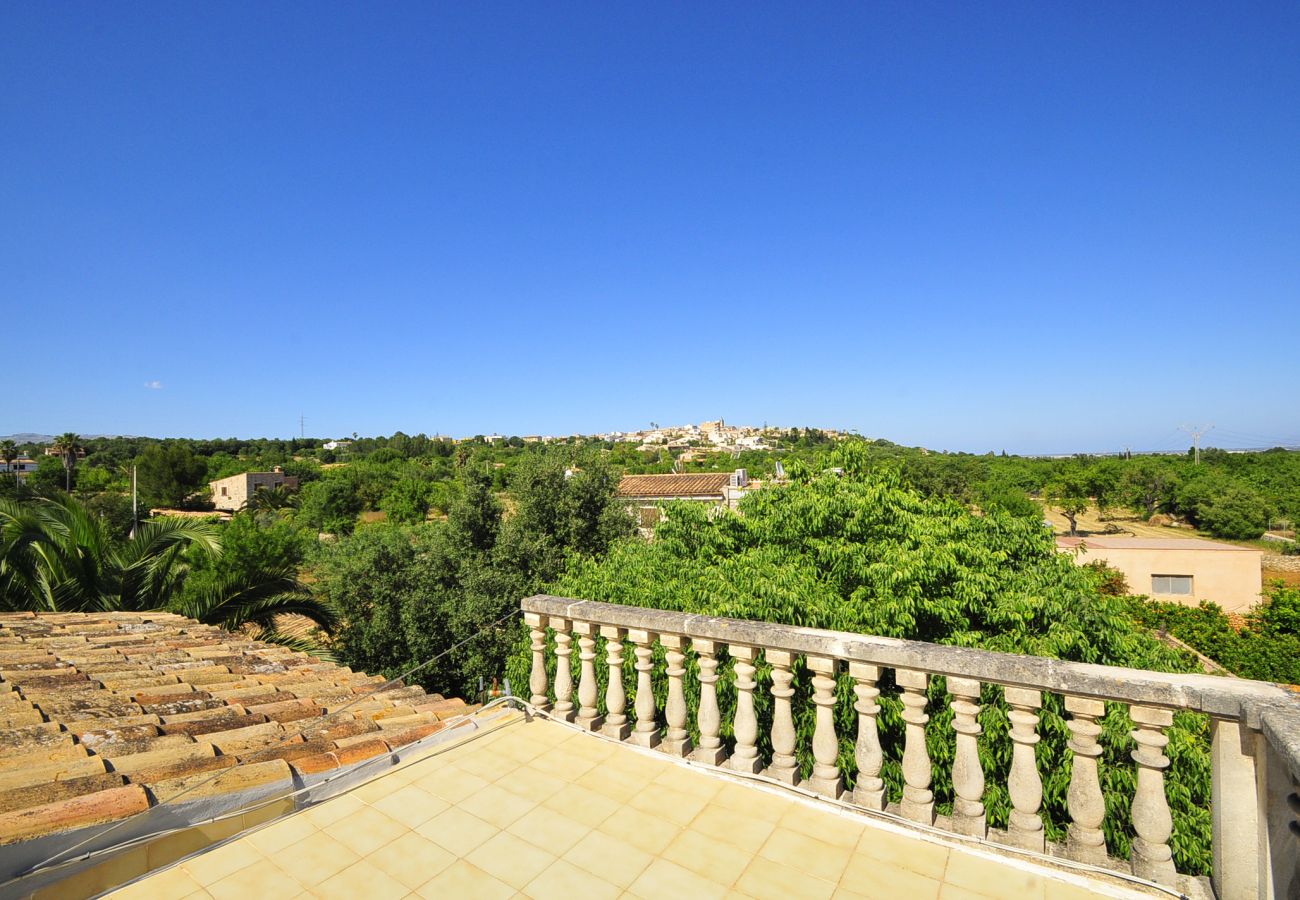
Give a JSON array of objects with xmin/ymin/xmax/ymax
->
[{"xmin": 522, "ymin": 595, "xmax": 1300, "ymax": 899}]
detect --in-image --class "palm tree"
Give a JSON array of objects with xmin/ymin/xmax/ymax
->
[
  {"xmin": 174, "ymin": 561, "xmax": 338, "ymax": 657},
  {"xmin": 0, "ymin": 492, "xmax": 220, "ymax": 612},
  {"xmin": 0, "ymin": 492, "xmax": 337, "ymax": 655},
  {"xmin": 241, "ymin": 486, "xmax": 299, "ymax": 519},
  {"xmin": 0, "ymin": 440, "xmax": 17, "ymax": 487},
  {"xmin": 51, "ymin": 433, "xmax": 82, "ymax": 492}
]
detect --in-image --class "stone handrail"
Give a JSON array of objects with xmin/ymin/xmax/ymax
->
[{"xmin": 521, "ymin": 594, "xmax": 1300, "ymax": 899}]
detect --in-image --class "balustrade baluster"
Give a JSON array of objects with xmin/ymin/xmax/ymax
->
[
  {"xmin": 660, "ymin": 634, "xmax": 692, "ymax": 756},
  {"xmin": 629, "ymin": 629, "xmax": 660, "ymax": 748},
  {"xmin": 849, "ymin": 662, "xmax": 884, "ymax": 811},
  {"xmin": 551, "ymin": 616, "xmax": 575, "ymax": 722},
  {"xmin": 1064, "ymin": 696, "xmax": 1107, "ymax": 864},
  {"xmin": 765, "ymin": 650, "xmax": 799, "ymax": 785},
  {"xmin": 691, "ymin": 639, "xmax": 726, "ymax": 765},
  {"xmin": 599, "ymin": 626, "xmax": 630, "ymax": 740},
  {"xmin": 1005, "ymin": 687, "xmax": 1045, "ymax": 851},
  {"xmin": 573, "ymin": 622, "xmax": 603, "ymax": 731},
  {"xmin": 524, "ymin": 612, "xmax": 550, "ymax": 712},
  {"xmin": 808, "ymin": 655, "xmax": 843, "ymax": 797},
  {"xmin": 897, "ymin": 668, "xmax": 934, "ymax": 824},
  {"xmin": 948, "ymin": 676, "xmax": 985, "ymax": 838},
  {"xmin": 1129, "ymin": 705, "xmax": 1176, "ymax": 884},
  {"xmin": 729, "ymin": 645, "xmax": 761, "ymax": 774}
]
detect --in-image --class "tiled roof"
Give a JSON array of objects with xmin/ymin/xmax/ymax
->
[
  {"xmin": 1055, "ymin": 536, "xmax": 1255, "ymax": 552},
  {"xmin": 0, "ymin": 612, "xmax": 472, "ymax": 848},
  {"xmin": 617, "ymin": 473, "xmax": 730, "ymax": 498}
]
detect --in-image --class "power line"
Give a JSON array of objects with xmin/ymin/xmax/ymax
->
[{"xmin": 1179, "ymin": 423, "xmax": 1213, "ymax": 465}]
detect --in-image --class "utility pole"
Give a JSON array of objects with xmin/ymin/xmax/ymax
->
[
  {"xmin": 1179, "ymin": 424, "xmax": 1214, "ymax": 465},
  {"xmin": 298, "ymin": 415, "xmax": 306, "ymax": 439},
  {"xmin": 130, "ymin": 465, "xmax": 137, "ymax": 539}
]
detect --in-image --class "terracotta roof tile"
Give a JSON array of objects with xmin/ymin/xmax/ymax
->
[
  {"xmin": 617, "ymin": 472, "xmax": 732, "ymax": 498},
  {"xmin": 0, "ymin": 610, "xmax": 465, "ymax": 853}
]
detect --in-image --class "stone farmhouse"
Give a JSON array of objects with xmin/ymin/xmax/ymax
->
[{"xmin": 209, "ymin": 468, "xmax": 300, "ymax": 512}]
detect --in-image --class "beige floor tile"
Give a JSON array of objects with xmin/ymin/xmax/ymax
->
[
  {"xmin": 1044, "ymin": 879, "xmax": 1115, "ymax": 900},
  {"xmin": 109, "ymin": 865, "xmax": 206, "ymax": 899},
  {"xmin": 856, "ymin": 827, "xmax": 950, "ymax": 880},
  {"xmin": 508, "ymin": 804, "xmax": 592, "ymax": 854},
  {"xmin": 493, "ymin": 732, "xmax": 551, "ymax": 766},
  {"xmin": 690, "ymin": 802, "xmax": 777, "ymax": 853},
  {"xmin": 712, "ymin": 781, "xmax": 793, "ymax": 823},
  {"xmin": 267, "ymin": 832, "xmax": 360, "ymax": 888},
  {"xmin": 735, "ymin": 854, "xmax": 838, "ymax": 900},
  {"xmin": 351, "ymin": 771, "xmax": 406, "ymax": 804},
  {"xmin": 246, "ymin": 812, "xmax": 318, "ymax": 856},
  {"xmin": 457, "ymin": 781, "xmax": 539, "ymax": 828},
  {"xmin": 650, "ymin": 762, "xmax": 723, "ymax": 797},
  {"xmin": 943, "ymin": 852, "xmax": 1046, "ymax": 899},
  {"xmin": 499, "ymin": 764, "xmax": 569, "ymax": 803},
  {"xmin": 578, "ymin": 763, "xmax": 643, "ymax": 803},
  {"xmin": 368, "ymin": 784, "xmax": 449, "ymax": 828},
  {"xmin": 938, "ymin": 885, "xmax": 997, "ymax": 900},
  {"xmin": 415, "ymin": 765, "xmax": 492, "ymax": 803},
  {"xmin": 598, "ymin": 805, "xmax": 682, "ymax": 855},
  {"xmin": 527, "ymin": 748, "xmax": 600, "ymax": 782},
  {"xmin": 321, "ymin": 804, "xmax": 409, "ymax": 857},
  {"xmin": 415, "ymin": 805, "xmax": 499, "ymax": 857},
  {"xmin": 464, "ymin": 830, "xmax": 557, "ymax": 889},
  {"xmin": 598, "ymin": 749, "xmax": 664, "ymax": 781},
  {"xmin": 359, "ymin": 831, "xmax": 456, "ymax": 889},
  {"xmin": 841, "ymin": 853, "xmax": 942, "ymax": 900},
  {"xmin": 760, "ymin": 827, "xmax": 854, "ymax": 884},
  {"xmin": 180, "ymin": 839, "xmax": 265, "ymax": 886},
  {"xmin": 413, "ymin": 859, "xmax": 515, "ymax": 899},
  {"xmin": 543, "ymin": 782, "xmax": 623, "ymax": 827},
  {"xmin": 454, "ymin": 747, "xmax": 518, "ymax": 780},
  {"xmin": 559, "ymin": 731, "xmax": 618, "ymax": 757},
  {"xmin": 627, "ymin": 782, "xmax": 713, "ymax": 827},
  {"xmin": 522, "ymin": 858, "xmax": 622, "ymax": 900},
  {"xmin": 301, "ymin": 792, "xmax": 366, "ymax": 829},
  {"xmin": 310, "ymin": 859, "xmax": 410, "ymax": 900},
  {"xmin": 206, "ymin": 859, "xmax": 302, "ymax": 900},
  {"xmin": 627, "ymin": 858, "xmax": 730, "ymax": 900},
  {"xmin": 661, "ymin": 828, "xmax": 753, "ymax": 886},
  {"xmin": 562, "ymin": 828, "xmax": 655, "ymax": 888},
  {"xmin": 779, "ymin": 803, "xmax": 866, "ymax": 849}
]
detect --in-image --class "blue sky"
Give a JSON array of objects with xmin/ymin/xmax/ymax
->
[{"xmin": 3, "ymin": 3, "xmax": 1297, "ymax": 453}]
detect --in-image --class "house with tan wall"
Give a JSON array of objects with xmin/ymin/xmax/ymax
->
[
  {"xmin": 1056, "ymin": 536, "xmax": 1263, "ymax": 612},
  {"xmin": 209, "ymin": 467, "xmax": 300, "ymax": 511}
]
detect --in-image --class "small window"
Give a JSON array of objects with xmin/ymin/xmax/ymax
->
[
  {"xmin": 221, "ymin": 486, "xmax": 227, "ymax": 496},
  {"xmin": 1152, "ymin": 575, "xmax": 1193, "ymax": 596}
]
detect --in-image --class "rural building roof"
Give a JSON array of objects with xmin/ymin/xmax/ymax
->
[
  {"xmin": 617, "ymin": 473, "xmax": 731, "ymax": 499},
  {"xmin": 0, "ymin": 611, "xmax": 470, "ymax": 850},
  {"xmin": 1055, "ymin": 536, "xmax": 1257, "ymax": 552}
]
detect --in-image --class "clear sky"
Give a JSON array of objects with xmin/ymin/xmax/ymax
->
[{"xmin": 3, "ymin": 3, "xmax": 1297, "ymax": 454}]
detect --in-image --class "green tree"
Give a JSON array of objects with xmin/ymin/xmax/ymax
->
[
  {"xmin": 297, "ymin": 472, "xmax": 364, "ymax": 534},
  {"xmin": 379, "ymin": 479, "xmax": 432, "ymax": 525},
  {"xmin": 1045, "ymin": 470, "xmax": 1090, "ymax": 535},
  {"xmin": 1197, "ymin": 487, "xmax": 1269, "ymax": 540},
  {"xmin": 1120, "ymin": 461, "xmax": 1178, "ymax": 520},
  {"xmin": 136, "ymin": 443, "xmax": 209, "ymax": 509},
  {"xmin": 51, "ymin": 433, "xmax": 82, "ymax": 492},
  {"xmin": 0, "ymin": 440, "xmax": 17, "ymax": 488}
]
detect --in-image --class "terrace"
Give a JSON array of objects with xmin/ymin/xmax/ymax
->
[{"xmin": 4, "ymin": 596, "xmax": 1299, "ymax": 898}]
